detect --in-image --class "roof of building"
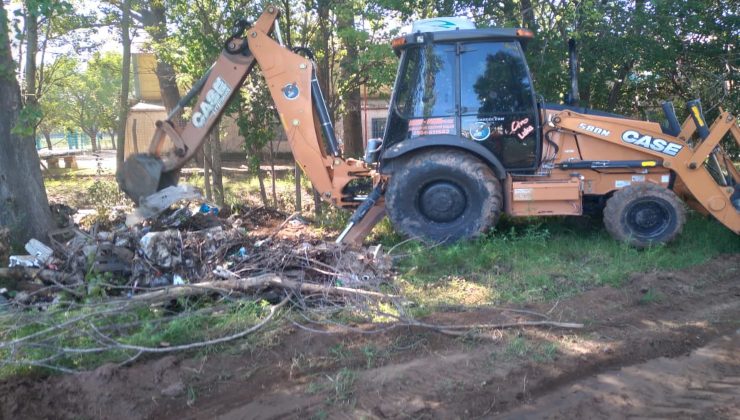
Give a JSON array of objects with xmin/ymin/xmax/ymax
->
[{"xmin": 130, "ymin": 102, "xmax": 166, "ymax": 112}]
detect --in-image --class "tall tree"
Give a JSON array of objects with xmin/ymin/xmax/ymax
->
[
  {"xmin": 337, "ymin": 7, "xmax": 363, "ymax": 157},
  {"xmin": 115, "ymin": 0, "xmax": 132, "ymax": 169},
  {"xmin": 132, "ymin": 1, "xmax": 182, "ymax": 124},
  {"xmin": 0, "ymin": 1, "xmax": 55, "ymax": 244},
  {"xmin": 64, "ymin": 53, "xmax": 123, "ymax": 151}
]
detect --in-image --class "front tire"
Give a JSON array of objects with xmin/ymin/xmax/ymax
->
[
  {"xmin": 603, "ymin": 183, "xmax": 686, "ymax": 248},
  {"xmin": 385, "ymin": 149, "xmax": 503, "ymax": 244}
]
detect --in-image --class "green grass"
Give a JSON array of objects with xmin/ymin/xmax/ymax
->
[
  {"xmin": 393, "ymin": 214, "xmax": 740, "ymax": 309},
  {"xmin": 497, "ymin": 336, "xmax": 558, "ymax": 362},
  {"xmin": 307, "ymin": 367, "xmax": 356, "ymax": 406},
  {"xmin": 0, "ymin": 299, "xmax": 271, "ymax": 378},
  {"xmin": 639, "ymin": 289, "xmax": 662, "ymax": 305}
]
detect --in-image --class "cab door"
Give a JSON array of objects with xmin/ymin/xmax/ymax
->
[{"xmin": 458, "ymin": 41, "xmax": 540, "ymax": 171}]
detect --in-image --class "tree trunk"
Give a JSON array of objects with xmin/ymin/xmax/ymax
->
[
  {"xmin": 211, "ymin": 122, "xmax": 224, "ymax": 207},
  {"xmin": 566, "ymin": 38, "xmax": 580, "ymax": 106},
  {"xmin": 519, "ymin": 0, "xmax": 536, "ymax": 29},
  {"xmin": 342, "ymin": 86, "xmax": 363, "ymax": 157},
  {"xmin": 316, "ymin": 0, "xmax": 333, "ymax": 121},
  {"xmin": 337, "ymin": 11, "xmax": 363, "ymax": 158},
  {"xmin": 203, "ymin": 135, "xmax": 212, "ymax": 201},
  {"xmin": 23, "ymin": 8, "xmax": 37, "ymax": 108},
  {"xmin": 116, "ymin": 0, "xmax": 132, "ymax": 170},
  {"xmin": 0, "ymin": 2, "xmax": 55, "ymax": 244},
  {"xmin": 43, "ymin": 131, "xmax": 52, "ymax": 150},
  {"xmin": 606, "ymin": 60, "xmax": 634, "ymax": 112},
  {"xmin": 85, "ymin": 130, "xmax": 99, "ymax": 152},
  {"xmin": 134, "ymin": 4, "xmax": 182, "ymax": 126},
  {"xmin": 269, "ymin": 138, "xmax": 277, "ymax": 208},
  {"xmin": 257, "ymin": 168, "xmax": 268, "ymax": 207},
  {"xmin": 312, "ymin": 188, "xmax": 322, "ymax": 218},
  {"xmin": 155, "ymin": 60, "xmax": 182, "ymax": 123},
  {"xmin": 294, "ymin": 164, "xmax": 302, "ymax": 213}
]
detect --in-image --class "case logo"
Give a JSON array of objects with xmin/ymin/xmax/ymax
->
[
  {"xmin": 193, "ymin": 77, "xmax": 232, "ymax": 128},
  {"xmin": 621, "ymin": 130, "xmax": 683, "ymax": 156}
]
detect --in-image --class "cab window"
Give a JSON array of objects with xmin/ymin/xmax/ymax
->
[
  {"xmin": 395, "ymin": 44, "xmax": 456, "ymax": 118},
  {"xmin": 460, "ymin": 42, "xmax": 533, "ymax": 114},
  {"xmin": 459, "ymin": 41, "xmax": 538, "ymax": 169}
]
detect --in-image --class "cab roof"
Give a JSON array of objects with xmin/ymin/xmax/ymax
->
[{"xmin": 392, "ymin": 28, "xmax": 534, "ymax": 55}]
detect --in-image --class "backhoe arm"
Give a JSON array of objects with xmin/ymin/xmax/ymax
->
[{"xmin": 118, "ymin": 5, "xmax": 372, "ymax": 212}]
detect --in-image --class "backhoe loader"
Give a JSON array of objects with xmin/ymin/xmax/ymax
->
[{"xmin": 117, "ymin": 5, "xmax": 740, "ymax": 248}]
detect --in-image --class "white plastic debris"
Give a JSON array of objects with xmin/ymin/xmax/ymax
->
[
  {"xmin": 24, "ymin": 239, "xmax": 53, "ymax": 265},
  {"xmin": 9, "ymin": 255, "xmax": 38, "ymax": 268},
  {"xmin": 126, "ymin": 185, "xmax": 203, "ymax": 226},
  {"xmin": 173, "ymin": 274, "xmax": 185, "ymax": 285}
]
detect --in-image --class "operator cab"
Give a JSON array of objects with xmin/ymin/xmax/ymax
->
[{"xmin": 383, "ymin": 21, "xmax": 540, "ymax": 172}]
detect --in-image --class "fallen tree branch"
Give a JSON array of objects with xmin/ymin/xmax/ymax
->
[
  {"xmin": 86, "ymin": 294, "xmax": 290, "ymax": 353},
  {"xmin": 408, "ymin": 319, "xmax": 584, "ymax": 330},
  {"xmin": 129, "ymin": 273, "xmax": 400, "ymax": 303}
]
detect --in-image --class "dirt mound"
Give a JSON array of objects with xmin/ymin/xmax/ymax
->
[{"xmin": 1, "ymin": 254, "xmax": 738, "ymax": 420}]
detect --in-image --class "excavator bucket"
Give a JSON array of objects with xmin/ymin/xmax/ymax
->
[{"xmin": 116, "ymin": 154, "xmax": 166, "ymax": 205}]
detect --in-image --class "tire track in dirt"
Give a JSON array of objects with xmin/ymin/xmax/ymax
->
[{"xmin": 499, "ymin": 330, "xmax": 740, "ymax": 420}]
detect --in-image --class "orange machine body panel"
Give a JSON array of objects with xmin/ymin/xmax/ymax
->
[
  {"xmin": 507, "ymin": 108, "xmax": 739, "ymax": 234},
  {"xmin": 504, "ymin": 177, "xmax": 582, "ymax": 216}
]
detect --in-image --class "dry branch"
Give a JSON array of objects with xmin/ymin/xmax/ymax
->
[
  {"xmin": 87, "ymin": 295, "xmax": 290, "ymax": 353},
  {"xmin": 0, "ymin": 267, "xmax": 81, "ymax": 284},
  {"xmin": 129, "ymin": 273, "xmax": 400, "ymax": 304}
]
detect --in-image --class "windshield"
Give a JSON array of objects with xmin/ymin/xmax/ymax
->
[{"xmin": 394, "ymin": 44, "xmax": 456, "ymax": 118}]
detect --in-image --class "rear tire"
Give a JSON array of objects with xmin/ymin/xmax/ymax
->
[
  {"xmin": 603, "ymin": 183, "xmax": 686, "ymax": 248},
  {"xmin": 385, "ymin": 149, "xmax": 503, "ymax": 244}
]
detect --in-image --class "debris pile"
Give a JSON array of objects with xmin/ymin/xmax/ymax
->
[{"xmin": 1, "ymin": 192, "xmax": 391, "ymax": 308}]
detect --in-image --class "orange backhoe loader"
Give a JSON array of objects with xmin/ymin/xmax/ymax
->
[{"xmin": 117, "ymin": 5, "xmax": 740, "ymax": 248}]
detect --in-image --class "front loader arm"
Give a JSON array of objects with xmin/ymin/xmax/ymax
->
[
  {"xmin": 118, "ymin": 5, "xmax": 373, "ymax": 211},
  {"xmin": 553, "ymin": 110, "xmax": 740, "ymax": 234}
]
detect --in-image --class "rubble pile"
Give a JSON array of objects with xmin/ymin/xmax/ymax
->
[{"xmin": 1, "ymin": 197, "xmax": 391, "ymax": 307}]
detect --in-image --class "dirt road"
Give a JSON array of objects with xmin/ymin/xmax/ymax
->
[
  {"xmin": 1, "ymin": 254, "xmax": 738, "ymax": 419},
  {"xmin": 501, "ymin": 331, "xmax": 740, "ymax": 419}
]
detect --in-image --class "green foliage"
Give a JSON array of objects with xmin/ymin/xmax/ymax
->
[
  {"xmin": 37, "ymin": 56, "xmax": 77, "ymax": 136},
  {"xmin": 236, "ymin": 72, "xmax": 277, "ymax": 173},
  {"xmin": 65, "ymin": 52, "xmax": 124, "ymax": 143},
  {"xmin": 395, "ymin": 214, "xmax": 740, "ymax": 307},
  {"xmin": 31, "ymin": 53, "xmax": 124, "ymax": 147},
  {"xmin": 11, "ymin": 103, "xmax": 43, "ymax": 137},
  {"xmin": 86, "ymin": 179, "xmax": 125, "ymax": 214}
]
